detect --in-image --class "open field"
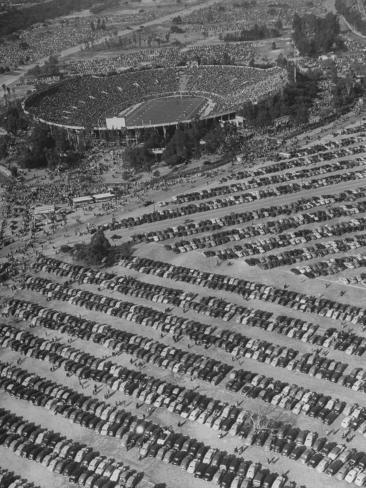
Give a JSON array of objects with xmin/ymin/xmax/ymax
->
[{"xmin": 126, "ymin": 96, "xmax": 207, "ymax": 127}]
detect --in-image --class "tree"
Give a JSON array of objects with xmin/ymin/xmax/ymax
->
[
  {"xmin": 53, "ymin": 127, "xmax": 70, "ymax": 153},
  {"xmin": 74, "ymin": 230, "xmax": 112, "ymax": 265},
  {"xmin": 3, "ymin": 103, "xmax": 28, "ymax": 134},
  {"xmin": 203, "ymin": 121, "xmax": 226, "ymax": 153},
  {"xmin": 124, "ymin": 145, "xmax": 154, "ymax": 172},
  {"xmin": 21, "ymin": 123, "xmax": 55, "ymax": 168},
  {"xmin": 292, "ymin": 12, "xmax": 341, "ymax": 57},
  {"xmin": 274, "ymin": 19, "xmax": 283, "ymax": 31},
  {"xmin": 162, "ymin": 125, "xmax": 193, "ymax": 165}
]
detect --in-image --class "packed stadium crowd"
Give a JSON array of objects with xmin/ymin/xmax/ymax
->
[
  {"xmin": 0, "ymin": 8, "xmax": 167, "ymax": 72},
  {"xmin": 26, "ymin": 65, "xmax": 287, "ymax": 128},
  {"xmin": 180, "ymin": 0, "xmax": 326, "ymax": 30},
  {"xmin": 335, "ymin": 38, "xmax": 366, "ymax": 76},
  {"xmin": 65, "ymin": 42, "xmax": 256, "ymax": 76},
  {"xmin": 0, "ymin": 17, "xmax": 108, "ymax": 71}
]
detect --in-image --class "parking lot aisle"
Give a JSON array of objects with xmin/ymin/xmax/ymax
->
[
  {"xmin": 8, "ymin": 281, "xmax": 366, "ymax": 421},
  {"xmin": 0, "ymin": 447, "xmax": 67, "ymax": 488},
  {"xmin": 0, "ymin": 389, "xmax": 209, "ymax": 488}
]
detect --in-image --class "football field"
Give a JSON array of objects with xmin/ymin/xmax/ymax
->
[{"xmin": 125, "ymin": 95, "xmax": 207, "ymax": 127}]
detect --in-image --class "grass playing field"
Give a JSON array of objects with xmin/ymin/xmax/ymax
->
[{"xmin": 125, "ymin": 95, "xmax": 207, "ymax": 127}]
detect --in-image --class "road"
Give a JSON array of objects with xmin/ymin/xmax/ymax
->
[
  {"xmin": 0, "ymin": 0, "xmax": 220, "ymax": 88},
  {"xmin": 340, "ymin": 13, "xmax": 366, "ymax": 40}
]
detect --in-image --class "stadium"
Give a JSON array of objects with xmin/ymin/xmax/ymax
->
[{"xmin": 24, "ymin": 65, "xmax": 288, "ymax": 140}]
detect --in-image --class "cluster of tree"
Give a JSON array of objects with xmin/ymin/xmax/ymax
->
[
  {"xmin": 73, "ymin": 230, "xmax": 132, "ymax": 266},
  {"xmin": 170, "ymin": 24, "xmax": 185, "ymax": 34},
  {"xmin": 1, "ymin": 102, "xmax": 28, "ymax": 135},
  {"xmin": 124, "ymin": 145, "xmax": 155, "ymax": 172},
  {"xmin": 233, "ymin": 0, "xmax": 257, "ymax": 7},
  {"xmin": 332, "ymin": 73, "xmax": 364, "ymax": 108},
  {"xmin": 90, "ymin": 0, "xmax": 119, "ymax": 14},
  {"xmin": 223, "ymin": 22, "xmax": 282, "ymax": 42},
  {"xmin": 74, "ymin": 230, "xmax": 112, "ymax": 265},
  {"xmin": 241, "ymin": 62, "xmax": 364, "ymax": 129},
  {"xmin": 240, "ymin": 68, "xmax": 321, "ymax": 127},
  {"xmin": 21, "ymin": 124, "xmax": 82, "ymax": 170},
  {"xmin": 90, "ymin": 18, "xmax": 107, "ymax": 31},
  {"xmin": 162, "ymin": 122, "xmax": 205, "ymax": 166},
  {"xmin": 0, "ymin": 0, "xmax": 99, "ymax": 37},
  {"xmin": 28, "ymin": 55, "xmax": 60, "ymax": 79},
  {"xmin": 335, "ymin": 0, "xmax": 366, "ymax": 34},
  {"xmin": 292, "ymin": 12, "xmax": 342, "ymax": 57},
  {"xmin": 124, "ymin": 119, "xmax": 242, "ymax": 171}
]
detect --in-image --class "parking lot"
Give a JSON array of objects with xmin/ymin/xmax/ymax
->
[{"xmin": 3, "ymin": 120, "xmax": 366, "ymax": 488}]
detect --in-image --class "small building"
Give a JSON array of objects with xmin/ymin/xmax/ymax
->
[
  {"xmin": 92, "ymin": 192, "xmax": 115, "ymax": 204},
  {"xmin": 72, "ymin": 196, "xmax": 93, "ymax": 207},
  {"xmin": 33, "ymin": 204, "xmax": 55, "ymax": 216}
]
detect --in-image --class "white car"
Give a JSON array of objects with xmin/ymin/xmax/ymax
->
[
  {"xmin": 355, "ymin": 472, "xmax": 366, "ymax": 487},
  {"xmin": 272, "ymin": 475, "xmax": 287, "ymax": 488},
  {"xmin": 345, "ymin": 468, "xmax": 360, "ymax": 484},
  {"xmin": 186, "ymin": 459, "xmax": 199, "ymax": 474},
  {"xmin": 316, "ymin": 458, "xmax": 330, "ymax": 473}
]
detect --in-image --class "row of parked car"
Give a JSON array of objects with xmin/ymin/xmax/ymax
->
[
  {"xmin": 2, "ymin": 308, "xmax": 366, "ymax": 485},
  {"xmin": 134, "ymin": 195, "xmax": 366, "ymax": 245},
  {"xmin": 171, "ymin": 158, "xmax": 363, "ymax": 205},
  {"xmin": 172, "ymin": 137, "xmax": 365, "ymax": 204},
  {"xmin": 33, "ymin": 254, "xmax": 366, "ymax": 359},
  {"xmin": 6, "ymin": 291, "xmax": 232, "ymax": 388},
  {"xmin": 1, "ymin": 309, "xmax": 366, "ymax": 438},
  {"xmin": 112, "ymin": 254, "xmax": 366, "ymax": 325},
  {"xmin": 0, "ymin": 322, "xmax": 327, "ymax": 448},
  {"xmin": 19, "ymin": 273, "xmax": 366, "ymax": 395},
  {"xmin": 0, "ymin": 407, "xmax": 144, "ymax": 488},
  {"xmin": 246, "ymin": 233, "xmax": 366, "ymax": 270},
  {"xmin": 0, "ymin": 325, "xmax": 356, "ymax": 488},
  {"xmin": 174, "ymin": 215, "xmax": 366, "ymax": 257},
  {"xmin": 1, "ymin": 301, "xmax": 354, "ymax": 432},
  {"xmin": 0, "ymin": 467, "xmax": 41, "ymax": 488},
  {"xmin": 294, "ymin": 254, "xmax": 366, "ymax": 279},
  {"xmin": 23, "ymin": 267, "xmax": 366, "ymax": 392},
  {"xmin": 101, "ymin": 168, "xmax": 366, "ymax": 231},
  {"xmin": 0, "ymin": 331, "xmax": 300, "ymax": 488},
  {"xmin": 131, "ymin": 190, "xmax": 362, "ymax": 244}
]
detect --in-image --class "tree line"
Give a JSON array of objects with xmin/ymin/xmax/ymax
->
[
  {"xmin": 240, "ymin": 62, "xmax": 364, "ymax": 128},
  {"xmin": 223, "ymin": 22, "xmax": 282, "ymax": 42},
  {"xmin": 292, "ymin": 12, "xmax": 342, "ymax": 57},
  {"xmin": 124, "ymin": 119, "xmax": 242, "ymax": 172},
  {"xmin": 240, "ymin": 68, "xmax": 321, "ymax": 127},
  {"xmin": 27, "ymin": 124, "xmax": 83, "ymax": 170}
]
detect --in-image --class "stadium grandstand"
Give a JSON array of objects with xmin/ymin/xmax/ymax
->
[{"xmin": 23, "ymin": 65, "xmax": 288, "ymax": 141}]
